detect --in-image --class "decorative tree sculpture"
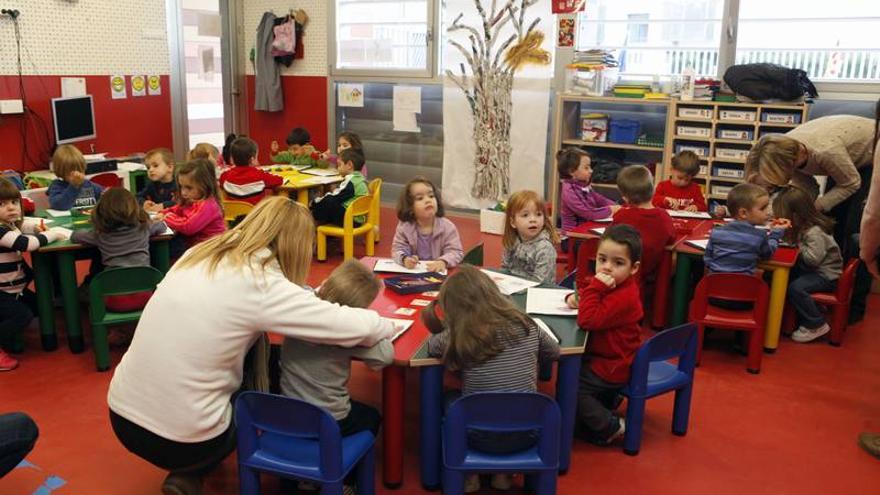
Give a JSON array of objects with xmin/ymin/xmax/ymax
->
[{"xmin": 446, "ymin": 0, "xmax": 550, "ymax": 201}]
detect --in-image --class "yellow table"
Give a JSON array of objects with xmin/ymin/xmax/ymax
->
[{"xmin": 260, "ymin": 166, "xmax": 343, "ymax": 205}]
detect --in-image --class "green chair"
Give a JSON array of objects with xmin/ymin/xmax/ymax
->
[
  {"xmin": 461, "ymin": 243, "xmax": 484, "ymax": 266},
  {"xmin": 88, "ymin": 266, "xmax": 164, "ymax": 371}
]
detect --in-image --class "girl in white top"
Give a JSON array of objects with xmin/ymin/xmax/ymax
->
[{"xmin": 107, "ymin": 196, "xmax": 394, "ymax": 495}]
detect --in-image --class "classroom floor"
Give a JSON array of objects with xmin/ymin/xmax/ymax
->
[{"xmin": 1, "ymin": 206, "xmax": 878, "ymax": 494}]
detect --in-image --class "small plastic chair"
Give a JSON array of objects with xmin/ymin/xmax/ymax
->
[
  {"xmin": 559, "ymin": 269, "xmax": 577, "ymax": 289},
  {"xmin": 620, "ymin": 323, "xmax": 698, "ymax": 455},
  {"xmin": 223, "ymin": 200, "xmax": 254, "ymax": 227},
  {"xmin": 90, "ymin": 172, "xmax": 123, "ymax": 189},
  {"xmin": 367, "ymin": 178, "xmax": 382, "ymax": 242},
  {"xmin": 574, "ymin": 237, "xmax": 599, "ymax": 291},
  {"xmin": 88, "ymin": 266, "xmax": 164, "ymax": 371},
  {"xmin": 234, "ymin": 392, "xmax": 375, "ymax": 495},
  {"xmin": 461, "ymin": 243, "xmax": 484, "ymax": 266},
  {"xmin": 316, "ymin": 194, "xmax": 375, "ymax": 261},
  {"xmin": 782, "ymin": 258, "xmax": 861, "ymax": 346},
  {"xmin": 689, "ymin": 273, "xmax": 769, "ymax": 374},
  {"xmin": 443, "ymin": 392, "xmax": 560, "ymax": 495}
]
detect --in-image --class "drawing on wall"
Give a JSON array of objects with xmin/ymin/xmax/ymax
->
[
  {"xmin": 338, "ymin": 83, "xmax": 364, "ymax": 107},
  {"xmin": 110, "ymin": 75, "xmax": 127, "ymax": 99},
  {"xmin": 557, "ymin": 18, "xmax": 575, "ymax": 47},
  {"xmin": 446, "ymin": 0, "xmax": 551, "ymax": 201},
  {"xmin": 131, "ymin": 75, "xmax": 146, "ymax": 97},
  {"xmin": 148, "ymin": 76, "xmax": 162, "ymax": 96}
]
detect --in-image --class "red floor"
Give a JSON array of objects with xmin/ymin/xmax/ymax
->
[{"xmin": 1, "ymin": 207, "xmax": 879, "ymax": 494}]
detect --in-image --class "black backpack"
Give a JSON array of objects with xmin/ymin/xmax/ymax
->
[{"xmin": 723, "ymin": 63, "xmax": 818, "ymax": 101}]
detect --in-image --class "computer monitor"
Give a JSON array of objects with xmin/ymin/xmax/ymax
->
[{"xmin": 51, "ymin": 95, "xmax": 96, "ymax": 145}]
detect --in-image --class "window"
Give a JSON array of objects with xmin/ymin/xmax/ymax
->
[
  {"xmin": 578, "ymin": 0, "xmax": 723, "ymax": 78},
  {"xmin": 333, "ymin": 0, "xmax": 435, "ymax": 77},
  {"xmin": 736, "ymin": 0, "xmax": 880, "ymax": 82}
]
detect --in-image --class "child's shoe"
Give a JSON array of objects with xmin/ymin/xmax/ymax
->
[
  {"xmin": 0, "ymin": 350, "xmax": 19, "ymax": 371},
  {"xmin": 161, "ymin": 473, "xmax": 203, "ymax": 495},
  {"xmin": 604, "ymin": 417, "xmax": 626, "ymax": 445},
  {"xmin": 490, "ymin": 473, "xmax": 513, "ymax": 491},
  {"xmin": 791, "ymin": 323, "xmax": 831, "ymax": 343},
  {"xmin": 464, "ymin": 474, "xmax": 480, "ymax": 493}
]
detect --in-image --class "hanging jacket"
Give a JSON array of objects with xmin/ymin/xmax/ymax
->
[{"xmin": 255, "ymin": 12, "xmax": 283, "ymax": 112}]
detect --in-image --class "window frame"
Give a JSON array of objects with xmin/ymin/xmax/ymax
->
[
  {"xmin": 329, "ymin": 0, "xmax": 439, "ymax": 79},
  {"xmin": 576, "ymin": 0, "xmax": 880, "ymax": 96}
]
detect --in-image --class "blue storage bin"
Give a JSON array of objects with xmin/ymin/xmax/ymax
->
[{"xmin": 609, "ymin": 119, "xmax": 641, "ymax": 144}]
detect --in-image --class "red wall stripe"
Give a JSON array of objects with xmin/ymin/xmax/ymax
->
[
  {"xmin": 0, "ymin": 75, "xmax": 173, "ymax": 173},
  {"xmin": 244, "ymin": 75, "xmax": 328, "ymax": 164}
]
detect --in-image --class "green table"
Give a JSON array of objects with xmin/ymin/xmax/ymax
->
[{"xmin": 32, "ymin": 211, "xmax": 172, "ymax": 353}]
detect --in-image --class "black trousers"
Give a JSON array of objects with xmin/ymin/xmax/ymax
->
[
  {"xmin": 0, "ymin": 289, "xmax": 36, "ymax": 352},
  {"xmin": 576, "ymin": 365, "xmax": 624, "ymax": 441},
  {"xmin": 109, "ymin": 410, "xmax": 236, "ymax": 475},
  {"xmin": 311, "ymin": 198, "xmax": 347, "ymax": 226},
  {"xmin": 338, "ymin": 400, "xmax": 382, "ymax": 437},
  {"xmin": 0, "ymin": 412, "xmax": 38, "ymax": 478}
]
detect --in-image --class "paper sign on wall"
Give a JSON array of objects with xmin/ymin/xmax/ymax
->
[
  {"xmin": 131, "ymin": 75, "xmax": 146, "ymax": 97},
  {"xmin": 392, "ymin": 86, "xmax": 421, "ymax": 133},
  {"xmin": 110, "ymin": 75, "xmax": 127, "ymax": 99},
  {"xmin": 338, "ymin": 83, "xmax": 364, "ymax": 107},
  {"xmin": 61, "ymin": 77, "xmax": 86, "ymax": 98},
  {"xmin": 148, "ymin": 75, "xmax": 162, "ymax": 96}
]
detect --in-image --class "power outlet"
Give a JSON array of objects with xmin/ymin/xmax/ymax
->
[{"xmin": 0, "ymin": 99, "xmax": 24, "ymax": 114}]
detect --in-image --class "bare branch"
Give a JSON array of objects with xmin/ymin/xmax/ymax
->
[
  {"xmin": 449, "ymin": 15, "xmax": 486, "ymax": 59},
  {"xmin": 492, "ymin": 33, "xmax": 517, "ymax": 69},
  {"xmin": 448, "ymin": 39, "xmax": 477, "ymax": 74}
]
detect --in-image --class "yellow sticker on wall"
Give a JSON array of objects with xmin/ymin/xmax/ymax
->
[
  {"xmin": 131, "ymin": 75, "xmax": 146, "ymax": 97},
  {"xmin": 148, "ymin": 75, "xmax": 162, "ymax": 96},
  {"xmin": 110, "ymin": 75, "xmax": 126, "ymax": 99}
]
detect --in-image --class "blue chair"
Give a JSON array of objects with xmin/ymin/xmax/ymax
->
[
  {"xmin": 234, "ymin": 391, "xmax": 375, "ymax": 495},
  {"xmin": 443, "ymin": 392, "xmax": 560, "ymax": 495},
  {"xmin": 559, "ymin": 269, "xmax": 577, "ymax": 289},
  {"xmin": 620, "ymin": 323, "xmax": 697, "ymax": 456}
]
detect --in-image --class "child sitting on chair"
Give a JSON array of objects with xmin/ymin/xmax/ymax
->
[
  {"xmin": 309, "ymin": 148, "xmax": 369, "ymax": 226},
  {"xmin": 565, "ymin": 225, "xmax": 643, "ymax": 446},
  {"xmin": 139, "ymin": 148, "xmax": 177, "ymax": 214},
  {"xmin": 219, "ymin": 137, "xmax": 282, "ymax": 206},
  {"xmin": 271, "ymin": 127, "xmax": 318, "ymax": 167},
  {"xmin": 652, "ymin": 150, "xmax": 707, "ymax": 212},
  {"xmin": 279, "ymin": 259, "xmax": 392, "ymax": 438}
]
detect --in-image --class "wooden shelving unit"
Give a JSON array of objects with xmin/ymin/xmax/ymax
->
[
  {"xmin": 666, "ymin": 99, "xmax": 810, "ymax": 209},
  {"xmin": 550, "ymin": 94, "xmax": 670, "ymax": 224}
]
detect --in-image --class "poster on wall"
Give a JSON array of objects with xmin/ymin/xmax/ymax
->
[
  {"xmin": 552, "ymin": 0, "xmax": 585, "ymax": 14},
  {"xmin": 557, "ymin": 18, "xmax": 575, "ymax": 47},
  {"xmin": 338, "ymin": 83, "xmax": 364, "ymax": 107},
  {"xmin": 148, "ymin": 75, "xmax": 162, "ymax": 96},
  {"xmin": 392, "ymin": 86, "xmax": 421, "ymax": 133},
  {"xmin": 110, "ymin": 75, "xmax": 127, "ymax": 99},
  {"xmin": 131, "ymin": 75, "xmax": 146, "ymax": 97}
]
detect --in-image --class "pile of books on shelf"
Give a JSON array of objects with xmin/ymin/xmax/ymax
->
[
  {"xmin": 693, "ymin": 78, "xmax": 721, "ymax": 100},
  {"xmin": 573, "ymin": 49, "xmax": 618, "ymax": 67},
  {"xmin": 612, "ymin": 83, "xmax": 651, "ymax": 98}
]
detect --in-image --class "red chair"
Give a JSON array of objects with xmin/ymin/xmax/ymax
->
[
  {"xmin": 689, "ymin": 273, "xmax": 769, "ymax": 374},
  {"xmin": 90, "ymin": 173, "xmax": 123, "ymax": 189},
  {"xmin": 575, "ymin": 237, "xmax": 599, "ymax": 290},
  {"xmin": 782, "ymin": 258, "xmax": 861, "ymax": 347}
]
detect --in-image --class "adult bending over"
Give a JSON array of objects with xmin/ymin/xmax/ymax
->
[
  {"xmin": 745, "ymin": 115, "xmax": 874, "ymax": 249},
  {"xmin": 107, "ymin": 197, "xmax": 394, "ymax": 495}
]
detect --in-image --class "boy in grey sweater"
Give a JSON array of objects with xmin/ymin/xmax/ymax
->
[{"xmin": 280, "ymin": 259, "xmax": 393, "ymax": 436}]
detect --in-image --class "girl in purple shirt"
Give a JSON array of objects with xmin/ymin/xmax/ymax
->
[
  {"xmin": 557, "ymin": 148, "xmax": 619, "ymax": 233},
  {"xmin": 391, "ymin": 177, "xmax": 463, "ymax": 272}
]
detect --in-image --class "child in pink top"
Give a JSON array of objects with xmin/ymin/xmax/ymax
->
[{"xmin": 156, "ymin": 159, "xmax": 226, "ymax": 257}]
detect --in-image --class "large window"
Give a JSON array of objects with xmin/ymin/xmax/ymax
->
[
  {"xmin": 736, "ymin": 0, "xmax": 880, "ymax": 82},
  {"xmin": 577, "ymin": 0, "xmax": 880, "ymax": 87},
  {"xmin": 333, "ymin": 0, "xmax": 435, "ymax": 77},
  {"xmin": 578, "ymin": 0, "xmax": 723, "ymax": 78}
]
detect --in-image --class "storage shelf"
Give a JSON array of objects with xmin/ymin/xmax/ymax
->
[
  {"xmin": 559, "ymin": 94, "xmax": 671, "ymax": 106},
  {"xmin": 672, "ymin": 135, "xmax": 711, "ymax": 142},
  {"xmin": 717, "ymin": 119, "xmax": 758, "ymax": 125},
  {"xmin": 711, "ymin": 157, "xmax": 746, "ymax": 163},
  {"xmin": 710, "ymin": 176, "xmax": 745, "ymax": 183},
  {"xmin": 675, "ymin": 116, "xmax": 714, "ymax": 123},
  {"xmin": 708, "ymin": 193, "xmax": 729, "ymax": 200},
  {"xmin": 713, "ymin": 138, "xmax": 754, "ymax": 145},
  {"xmin": 758, "ymin": 122, "xmax": 800, "ymax": 128},
  {"xmin": 562, "ymin": 139, "xmax": 664, "ymax": 152}
]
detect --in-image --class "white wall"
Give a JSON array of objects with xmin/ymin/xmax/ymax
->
[
  {"xmin": 0, "ymin": 0, "xmax": 169, "ymax": 75},
  {"xmin": 241, "ymin": 0, "xmax": 328, "ymax": 77}
]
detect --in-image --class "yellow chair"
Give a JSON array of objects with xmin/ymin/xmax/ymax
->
[
  {"xmin": 368, "ymin": 178, "xmax": 382, "ymax": 243},
  {"xmin": 223, "ymin": 200, "xmax": 254, "ymax": 227},
  {"xmin": 316, "ymin": 194, "xmax": 375, "ymax": 261}
]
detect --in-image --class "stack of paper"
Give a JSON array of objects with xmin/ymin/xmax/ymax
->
[
  {"xmin": 481, "ymin": 269, "xmax": 541, "ymax": 295},
  {"xmin": 668, "ymin": 210, "xmax": 711, "ymax": 219},
  {"xmin": 525, "ymin": 288, "xmax": 577, "ymax": 316},
  {"xmin": 373, "ymin": 258, "xmax": 446, "ymax": 274},
  {"xmin": 685, "ymin": 239, "xmax": 709, "ymax": 250},
  {"xmin": 301, "ymin": 168, "xmax": 340, "ymax": 177}
]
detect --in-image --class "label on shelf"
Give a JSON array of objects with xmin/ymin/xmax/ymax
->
[
  {"xmin": 719, "ymin": 109, "xmax": 756, "ymax": 121},
  {"xmin": 761, "ymin": 112, "xmax": 802, "ymax": 124},
  {"xmin": 678, "ymin": 107, "xmax": 713, "ymax": 119},
  {"xmin": 675, "ymin": 144, "xmax": 710, "ymax": 157},
  {"xmin": 716, "ymin": 128, "xmax": 753, "ymax": 140},
  {"xmin": 715, "ymin": 148, "xmax": 749, "ymax": 160},
  {"xmin": 713, "ymin": 166, "xmax": 745, "ymax": 179},
  {"xmin": 677, "ymin": 125, "xmax": 711, "ymax": 137},
  {"xmin": 711, "ymin": 184, "xmax": 734, "ymax": 195},
  {"xmin": 699, "ymin": 165, "xmax": 709, "ymax": 176}
]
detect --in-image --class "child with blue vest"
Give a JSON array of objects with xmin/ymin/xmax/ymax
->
[{"xmin": 48, "ymin": 145, "xmax": 104, "ymax": 210}]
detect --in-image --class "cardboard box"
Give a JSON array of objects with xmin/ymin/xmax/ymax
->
[
  {"xmin": 719, "ymin": 109, "xmax": 756, "ymax": 121},
  {"xmin": 678, "ymin": 107, "xmax": 713, "ymax": 119},
  {"xmin": 581, "ymin": 113, "xmax": 609, "ymax": 142},
  {"xmin": 480, "ymin": 209, "xmax": 506, "ymax": 235},
  {"xmin": 677, "ymin": 125, "xmax": 711, "ymax": 137}
]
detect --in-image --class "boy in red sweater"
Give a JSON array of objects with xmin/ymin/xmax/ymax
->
[
  {"xmin": 652, "ymin": 150, "xmax": 707, "ymax": 212},
  {"xmin": 565, "ymin": 225, "xmax": 643, "ymax": 445},
  {"xmin": 613, "ymin": 165, "xmax": 675, "ymax": 281},
  {"xmin": 219, "ymin": 137, "xmax": 283, "ymax": 205}
]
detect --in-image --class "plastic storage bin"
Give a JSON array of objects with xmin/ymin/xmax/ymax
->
[{"xmin": 609, "ymin": 119, "xmax": 641, "ymax": 144}]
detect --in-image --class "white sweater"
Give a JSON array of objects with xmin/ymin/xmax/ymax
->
[{"xmin": 107, "ymin": 250, "xmax": 395, "ymax": 443}]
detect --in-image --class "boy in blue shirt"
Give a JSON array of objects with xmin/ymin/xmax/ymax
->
[
  {"xmin": 48, "ymin": 145, "xmax": 104, "ymax": 210},
  {"xmin": 139, "ymin": 148, "xmax": 177, "ymax": 213}
]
